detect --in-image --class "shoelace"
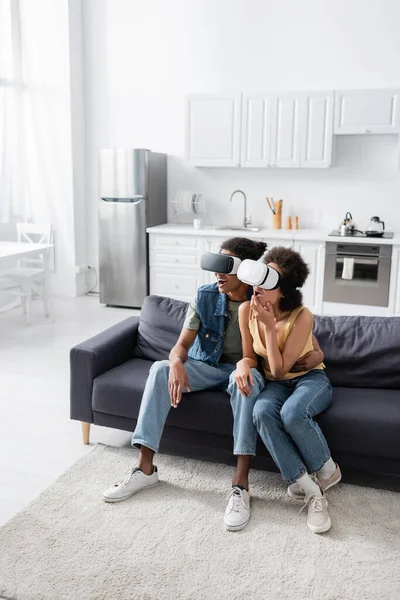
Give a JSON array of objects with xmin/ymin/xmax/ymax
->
[
  {"xmin": 299, "ymin": 494, "xmax": 324, "ymax": 515},
  {"xmin": 228, "ymin": 488, "xmax": 243, "ymax": 513},
  {"xmin": 114, "ymin": 467, "xmax": 140, "ymax": 488}
]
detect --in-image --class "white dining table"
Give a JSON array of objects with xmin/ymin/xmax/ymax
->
[{"xmin": 0, "ymin": 242, "xmax": 53, "ymax": 315}]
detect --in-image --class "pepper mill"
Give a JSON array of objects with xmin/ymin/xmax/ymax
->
[
  {"xmin": 293, "ymin": 216, "xmax": 299, "ymax": 230},
  {"xmin": 286, "ymin": 216, "xmax": 292, "ymax": 229}
]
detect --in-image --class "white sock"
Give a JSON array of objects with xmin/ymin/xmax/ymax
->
[
  {"xmin": 296, "ymin": 473, "xmax": 321, "ymax": 497},
  {"xmin": 317, "ymin": 457, "xmax": 336, "ymax": 479}
]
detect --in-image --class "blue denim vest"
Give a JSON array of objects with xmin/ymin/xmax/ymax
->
[{"xmin": 187, "ymin": 283, "xmax": 252, "ymax": 366}]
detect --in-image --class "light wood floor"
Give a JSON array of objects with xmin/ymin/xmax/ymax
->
[{"xmin": 0, "ymin": 294, "xmax": 139, "ymax": 526}]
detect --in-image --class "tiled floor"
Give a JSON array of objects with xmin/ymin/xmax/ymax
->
[{"xmin": 0, "ymin": 294, "xmax": 140, "ymax": 526}]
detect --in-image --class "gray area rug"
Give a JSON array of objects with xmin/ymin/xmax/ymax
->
[{"xmin": 0, "ymin": 445, "xmax": 399, "ymax": 600}]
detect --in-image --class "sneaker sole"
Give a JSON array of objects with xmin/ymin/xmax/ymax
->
[
  {"xmin": 224, "ymin": 516, "xmax": 250, "ymax": 532},
  {"xmin": 307, "ymin": 516, "xmax": 332, "ymax": 534},
  {"xmin": 287, "ymin": 472, "xmax": 342, "ymax": 501},
  {"xmin": 103, "ymin": 480, "xmax": 159, "ymax": 503}
]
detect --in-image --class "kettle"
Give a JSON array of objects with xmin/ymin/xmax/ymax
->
[
  {"xmin": 340, "ymin": 211, "xmax": 356, "ymax": 235},
  {"xmin": 367, "ymin": 216, "xmax": 385, "ymax": 234}
]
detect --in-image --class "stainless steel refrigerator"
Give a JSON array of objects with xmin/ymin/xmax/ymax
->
[{"xmin": 99, "ymin": 149, "xmax": 167, "ymax": 307}]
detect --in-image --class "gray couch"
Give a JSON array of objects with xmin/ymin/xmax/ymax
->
[{"xmin": 70, "ymin": 295, "xmax": 400, "ymax": 483}]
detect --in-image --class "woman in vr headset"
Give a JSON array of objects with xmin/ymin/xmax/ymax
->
[{"xmin": 235, "ymin": 246, "xmax": 340, "ymax": 534}]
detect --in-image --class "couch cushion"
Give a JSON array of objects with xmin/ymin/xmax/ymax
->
[
  {"xmin": 92, "ymin": 357, "xmax": 234, "ymax": 437},
  {"xmin": 134, "ymin": 295, "xmax": 188, "ymax": 361},
  {"xmin": 314, "ymin": 315, "xmax": 400, "ymax": 389},
  {"xmin": 93, "ymin": 358, "xmax": 400, "ymax": 461},
  {"xmin": 317, "ymin": 387, "xmax": 400, "ymax": 460},
  {"xmin": 93, "ymin": 358, "xmax": 154, "ymax": 418}
]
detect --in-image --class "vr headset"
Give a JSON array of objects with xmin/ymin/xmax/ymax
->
[
  {"xmin": 200, "ymin": 253, "xmax": 242, "ymax": 275},
  {"xmin": 200, "ymin": 253, "xmax": 281, "ymax": 290},
  {"xmin": 237, "ymin": 259, "xmax": 281, "ymax": 290}
]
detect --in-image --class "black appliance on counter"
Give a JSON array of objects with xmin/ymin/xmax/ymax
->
[{"xmin": 329, "ymin": 230, "xmax": 394, "ymax": 239}]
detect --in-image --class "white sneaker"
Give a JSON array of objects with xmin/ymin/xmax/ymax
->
[
  {"xmin": 287, "ymin": 464, "xmax": 342, "ymax": 501},
  {"xmin": 103, "ymin": 466, "xmax": 159, "ymax": 503},
  {"xmin": 224, "ymin": 486, "xmax": 251, "ymax": 531},
  {"xmin": 301, "ymin": 493, "xmax": 331, "ymax": 534}
]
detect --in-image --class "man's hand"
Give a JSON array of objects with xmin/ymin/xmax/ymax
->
[
  {"xmin": 168, "ymin": 360, "xmax": 190, "ymax": 408},
  {"xmin": 235, "ymin": 359, "xmax": 255, "ymax": 397},
  {"xmin": 290, "ymin": 349, "xmax": 324, "ymax": 372}
]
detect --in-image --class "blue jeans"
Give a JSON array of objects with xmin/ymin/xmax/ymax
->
[
  {"xmin": 252, "ymin": 370, "xmax": 333, "ymax": 483},
  {"xmin": 228, "ymin": 368, "xmax": 266, "ymax": 455},
  {"xmin": 131, "ymin": 359, "xmax": 235, "ymax": 453}
]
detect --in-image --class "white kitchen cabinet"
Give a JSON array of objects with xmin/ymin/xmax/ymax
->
[
  {"xmin": 334, "ymin": 89, "xmax": 400, "ymax": 134},
  {"xmin": 150, "ymin": 267, "xmax": 203, "ymax": 303},
  {"xmin": 270, "ymin": 93, "xmax": 301, "ymax": 168},
  {"xmin": 301, "ymin": 92, "xmax": 334, "ymax": 168},
  {"xmin": 293, "ymin": 240, "xmax": 326, "ymax": 314},
  {"xmin": 185, "ymin": 94, "xmax": 242, "ymax": 167},
  {"xmin": 149, "ymin": 233, "xmax": 204, "ymax": 302},
  {"xmin": 265, "ymin": 239, "xmax": 293, "ymax": 251},
  {"xmin": 149, "ymin": 233, "xmax": 202, "ymax": 257},
  {"xmin": 241, "ymin": 94, "xmax": 272, "ymax": 167}
]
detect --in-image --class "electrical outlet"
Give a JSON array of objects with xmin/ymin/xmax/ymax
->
[{"xmin": 75, "ymin": 264, "xmax": 90, "ymax": 275}]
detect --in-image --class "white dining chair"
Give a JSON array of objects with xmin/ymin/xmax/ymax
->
[{"xmin": 0, "ymin": 223, "xmax": 53, "ymax": 325}]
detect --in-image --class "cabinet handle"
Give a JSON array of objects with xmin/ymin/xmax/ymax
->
[
  {"xmin": 175, "ymin": 284, "xmax": 180, "ymax": 289},
  {"xmin": 175, "ymin": 241, "xmax": 180, "ymax": 245},
  {"xmin": 364, "ymin": 129, "xmax": 372, "ymax": 134}
]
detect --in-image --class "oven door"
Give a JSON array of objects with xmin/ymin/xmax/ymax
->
[{"xmin": 323, "ymin": 243, "xmax": 392, "ymax": 307}]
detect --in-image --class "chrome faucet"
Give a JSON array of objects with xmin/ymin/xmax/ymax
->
[{"xmin": 229, "ymin": 190, "xmax": 252, "ymax": 228}]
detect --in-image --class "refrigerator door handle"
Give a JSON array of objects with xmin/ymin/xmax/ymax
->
[{"xmin": 101, "ymin": 196, "xmax": 146, "ymax": 203}]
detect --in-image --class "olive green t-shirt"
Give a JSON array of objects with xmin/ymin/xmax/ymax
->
[{"xmin": 183, "ymin": 296, "xmax": 243, "ymax": 364}]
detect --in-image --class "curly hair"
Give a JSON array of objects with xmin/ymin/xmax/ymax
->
[
  {"xmin": 220, "ymin": 237, "xmax": 267, "ymax": 262},
  {"xmin": 263, "ymin": 246, "xmax": 310, "ymax": 311}
]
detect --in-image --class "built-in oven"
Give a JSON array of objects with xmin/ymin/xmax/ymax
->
[{"xmin": 323, "ymin": 242, "xmax": 392, "ymax": 307}]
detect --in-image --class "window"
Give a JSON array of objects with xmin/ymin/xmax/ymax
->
[{"xmin": 0, "ymin": 0, "xmax": 28, "ymax": 222}]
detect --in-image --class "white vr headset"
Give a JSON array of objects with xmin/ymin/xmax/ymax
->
[
  {"xmin": 201, "ymin": 253, "xmax": 281, "ymax": 290},
  {"xmin": 237, "ymin": 259, "xmax": 281, "ymax": 290}
]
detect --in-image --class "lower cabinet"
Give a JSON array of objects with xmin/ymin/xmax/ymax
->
[
  {"xmin": 149, "ymin": 267, "xmax": 203, "ymax": 304},
  {"xmin": 293, "ymin": 240, "xmax": 325, "ymax": 315},
  {"xmin": 149, "ymin": 234, "xmax": 325, "ymax": 313}
]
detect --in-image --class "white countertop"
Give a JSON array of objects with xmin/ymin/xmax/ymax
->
[{"xmin": 147, "ymin": 223, "xmax": 400, "ymax": 245}]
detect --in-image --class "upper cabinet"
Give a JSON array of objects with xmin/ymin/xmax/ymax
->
[
  {"xmin": 185, "ymin": 94, "xmax": 241, "ymax": 167},
  {"xmin": 185, "ymin": 88, "xmax": 400, "ymax": 168},
  {"xmin": 270, "ymin": 93, "xmax": 301, "ymax": 168},
  {"xmin": 301, "ymin": 92, "xmax": 334, "ymax": 168},
  {"xmin": 241, "ymin": 94, "xmax": 272, "ymax": 167},
  {"xmin": 334, "ymin": 89, "xmax": 400, "ymax": 134}
]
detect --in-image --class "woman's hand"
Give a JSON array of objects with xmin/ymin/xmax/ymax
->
[
  {"xmin": 235, "ymin": 359, "xmax": 255, "ymax": 397},
  {"xmin": 251, "ymin": 295, "xmax": 275, "ymax": 330}
]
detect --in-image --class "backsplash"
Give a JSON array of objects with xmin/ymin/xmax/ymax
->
[{"xmin": 167, "ymin": 136, "xmax": 400, "ymax": 233}]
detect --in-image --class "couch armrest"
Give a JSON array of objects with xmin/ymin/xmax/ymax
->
[{"xmin": 70, "ymin": 316, "xmax": 140, "ymax": 423}]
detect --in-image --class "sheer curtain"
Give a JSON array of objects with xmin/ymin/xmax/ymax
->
[
  {"xmin": 0, "ymin": 0, "xmax": 72, "ymax": 226},
  {"xmin": 0, "ymin": 0, "xmax": 30, "ymax": 222}
]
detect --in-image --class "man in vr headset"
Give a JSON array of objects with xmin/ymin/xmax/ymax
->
[{"xmin": 103, "ymin": 238, "xmax": 324, "ymax": 530}]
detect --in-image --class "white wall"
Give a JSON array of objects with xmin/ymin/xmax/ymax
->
[{"xmin": 82, "ymin": 0, "xmax": 400, "ymax": 277}]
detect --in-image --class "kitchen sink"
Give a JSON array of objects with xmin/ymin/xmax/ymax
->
[{"xmin": 213, "ymin": 225, "xmax": 260, "ymax": 232}]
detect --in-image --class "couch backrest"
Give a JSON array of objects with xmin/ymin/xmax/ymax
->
[
  {"xmin": 134, "ymin": 295, "xmax": 188, "ymax": 361},
  {"xmin": 313, "ymin": 315, "xmax": 400, "ymax": 389},
  {"xmin": 135, "ymin": 295, "xmax": 400, "ymax": 390}
]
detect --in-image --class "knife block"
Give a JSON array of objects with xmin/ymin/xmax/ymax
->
[{"xmin": 272, "ymin": 212, "xmax": 282, "ymax": 229}]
